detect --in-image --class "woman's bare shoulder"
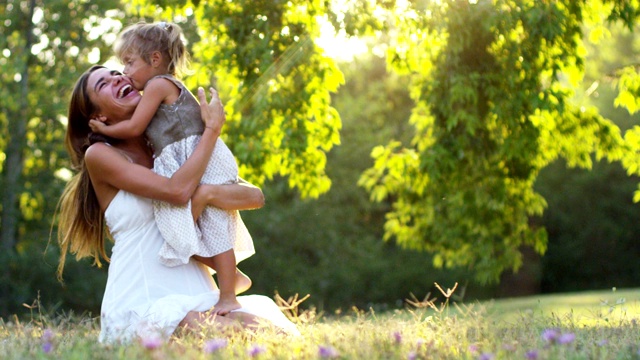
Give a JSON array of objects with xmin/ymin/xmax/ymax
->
[
  {"xmin": 83, "ymin": 143, "xmax": 125, "ymax": 211},
  {"xmin": 85, "ymin": 142, "xmax": 130, "ymax": 170},
  {"xmin": 85, "ymin": 142, "xmax": 114, "ymax": 162}
]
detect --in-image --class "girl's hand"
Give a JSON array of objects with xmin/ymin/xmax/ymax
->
[
  {"xmin": 88, "ymin": 115, "xmax": 108, "ymax": 133},
  {"xmin": 198, "ymin": 87, "xmax": 225, "ymax": 137}
]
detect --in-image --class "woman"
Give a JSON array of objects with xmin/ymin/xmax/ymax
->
[{"xmin": 57, "ymin": 65, "xmax": 298, "ymax": 343}]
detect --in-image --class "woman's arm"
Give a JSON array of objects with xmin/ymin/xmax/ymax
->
[
  {"xmin": 191, "ymin": 180, "xmax": 265, "ymax": 221},
  {"xmin": 86, "ymin": 88, "xmax": 225, "ymax": 206}
]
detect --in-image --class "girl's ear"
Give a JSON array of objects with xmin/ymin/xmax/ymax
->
[{"xmin": 150, "ymin": 51, "xmax": 163, "ymax": 68}]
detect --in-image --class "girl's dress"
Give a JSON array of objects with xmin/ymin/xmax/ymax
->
[
  {"xmin": 145, "ymin": 75, "xmax": 254, "ymax": 267},
  {"xmin": 100, "ymin": 190, "xmax": 299, "ymax": 342}
]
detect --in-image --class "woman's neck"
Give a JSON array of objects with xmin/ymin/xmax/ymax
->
[{"xmin": 114, "ymin": 137, "xmax": 154, "ymax": 168}]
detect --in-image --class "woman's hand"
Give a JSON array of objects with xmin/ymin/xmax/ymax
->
[
  {"xmin": 198, "ymin": 87, "xmax": 225, "ymax": 138},
  {"xmin": 191, "ymin": 185, "xmax": 210, "ymax": 222}
]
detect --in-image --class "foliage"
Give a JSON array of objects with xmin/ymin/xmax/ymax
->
[
  {"xmin": 359, "ymin": 0, "xmax": 631, "ymax": 284},
  {"xmin": 239, "ymin": 52, "xmax": 478, "ymax": 311},
  {"xmin": 0, "ymin": 0, "xmax": 122, "ymax": 241},
  {"xmin": 536, "ymin": 20, "xmax": 640, "ymax": 295},
  {"xmin": 614, "ymin": 67, "xmax": 640, "ymax": 201}
]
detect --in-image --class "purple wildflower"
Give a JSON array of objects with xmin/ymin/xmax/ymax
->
[
  {"xmin": 558, "ymin": 333, "xmax": 575, "ymax": 345},
  {"xmin": 525, "ymin": 350, "xmax": 538, "ymax": 359},
  {"xmin": 541, "ymin": 328, "xmax": 560, "ymax": 343},
  {"xmin": 407, "ymin": 350, "xmax": 418, "ymax": 360},
  {"xmin": 248, "ymin": 344, "xmax": 266, "ymax": 357},
  {"xmin": 41, "ymin": 329, "xmax": 54, "ymax": 342},
  {"xmin": 393, "ymin": 331, "xmax": 402, "ymax": 344},
  {"xmin": 140, "ymin": 335, "xmax": 163, "ymax": 350},
  {"xmin": 597, "ymin": 339, "xmax": 608, "ymax": 347},
  {"xmin": 42, "ymin": 341, "xmax": 53, "ymax": 354},
  {"xmin": 41, "ymin": 329, "xmax": 55, "ymax": 354},
  {"xmin": 204, "ymin": 338, "xmax": 228, "ymax": 353},
  {"xmin": 478, "ymin": 352, "xmax": 494, "ymax": 360},
  {"xmin": 318, "ymin": 345, "xmax": 339, "ymax": 358},
  {"xmin": 468, "ymin": 344, "xmax": 479, "ymax": 354}
]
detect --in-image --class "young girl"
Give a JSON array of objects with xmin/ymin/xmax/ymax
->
[{"xmin": 89, "ymin": 21, "xmax": 254, "ymax": 315}]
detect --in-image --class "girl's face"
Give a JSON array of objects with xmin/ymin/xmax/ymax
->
[
  {"xmin": 122, "ymin": 52, "xmax": 165, "ymax": 90},
  {"xmin": 87, "ymin": 68, "xmax": 141, "ymax": 123}
]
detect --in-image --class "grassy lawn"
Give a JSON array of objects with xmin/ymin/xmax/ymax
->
[
  {"xmin": 485, "ymin": 287, "xmax": 640, "ymax": 324},
  {"xmin": 1, "ymin": 287, "xmax": 639, "ymax": 359}
]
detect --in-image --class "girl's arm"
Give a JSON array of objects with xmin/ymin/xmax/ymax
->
[
  {"xmin": 86, "ymin": 88, "xmax": 224, "ymax": 205},
  {"xmin": 89, "ymin": 77, "xmax": 176, "ymax": 139},
  {"xmin": 191, "ymin": 180, "xmax": 265, "ymax": 221}
]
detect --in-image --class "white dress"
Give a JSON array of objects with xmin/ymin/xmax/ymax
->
[
  {"xmin": 99, "ymin": 190, "xmax": 299, "ymax": 343},
  {"xmin": 146, "ymin": 75, "xmax": 255, "ymax": 267}
]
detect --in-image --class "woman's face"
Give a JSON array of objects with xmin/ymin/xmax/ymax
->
[{"xmin": 86, "ymin": 67, "xmax": 141, "ymax": 124}]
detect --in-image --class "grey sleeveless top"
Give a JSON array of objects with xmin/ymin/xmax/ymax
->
[{"xmin": 145, "ymin": 75, "xmax": 204, "ymax": 156}]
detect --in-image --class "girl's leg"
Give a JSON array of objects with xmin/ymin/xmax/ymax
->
[
  {"xmin": 210, "ymin": 250, "xmax": 241, "ymax": 314},
  {"xmin": 193, "ymin": 255, "xmax": 252, "ymax": 295},
  {"xmin": 235, "ymin": 268, "xmax": 252, "ymax": 294}
]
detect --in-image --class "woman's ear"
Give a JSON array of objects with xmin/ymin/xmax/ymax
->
[{"xmin": 90, "ymin": 113, "xmax": 108, "ymax": 123}]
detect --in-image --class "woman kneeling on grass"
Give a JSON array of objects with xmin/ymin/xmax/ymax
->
[{"xmin": 56, "ymin": 65, "xmax": 298, "ymax": 343}]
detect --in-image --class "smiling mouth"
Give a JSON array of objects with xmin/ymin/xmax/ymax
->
[{"xmin": 117, "ymin": 84, "xmax": 133, "ymax": 99}]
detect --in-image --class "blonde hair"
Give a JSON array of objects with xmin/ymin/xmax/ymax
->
[
  {"xmin": 56, "ymin": 65, "xmax": 115, "ymax": 281},
  {"xmin": 115, "ymin": 21, "xmax": 190, "ymax": 78}
]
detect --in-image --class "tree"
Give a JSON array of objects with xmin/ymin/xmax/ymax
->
[
  {"xmin": 240, "ymin": 51, "xmax": 477, "ymax": 310},
  {"xmin": 533, "ymin": 18, "xmax": 640, "ymax": 294},
  {"xmin": 359, "ymin": 0, "xmax": 634, "ymax": 283}
]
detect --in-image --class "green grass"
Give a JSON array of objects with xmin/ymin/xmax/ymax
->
[
  {"xmin": 486, "ymin": 287, "xmax": 640, "ymax": 322},
  {"xmin": 1, "ymin": 287, "xmax": 639, "ymax": 359}
]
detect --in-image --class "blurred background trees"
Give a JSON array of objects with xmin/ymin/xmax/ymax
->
[
  {"xmin": 2, "ymin": 0, "xmax": 640, "ymax": 317},
  {"xmin": 0, "ymin": 0, "xmax": 122, "ymax": 315}
]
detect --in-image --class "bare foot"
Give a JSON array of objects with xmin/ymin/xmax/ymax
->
[
  {"xmin": 235, "ymin": 268, "xmax": 252, "ymax": 295},
  {"xmin": 212, "ymin": 296, "xmax": 242, "ymax": 315}
]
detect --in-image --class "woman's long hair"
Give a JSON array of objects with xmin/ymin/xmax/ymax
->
[{"xmin": 55, "ymin": 65, "xmax": 116, "ymax": 281}]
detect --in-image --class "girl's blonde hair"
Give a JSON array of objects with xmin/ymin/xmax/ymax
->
[{"xmin": 115, "ymin": 21, "xmax": 190, "ymax": 78}]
